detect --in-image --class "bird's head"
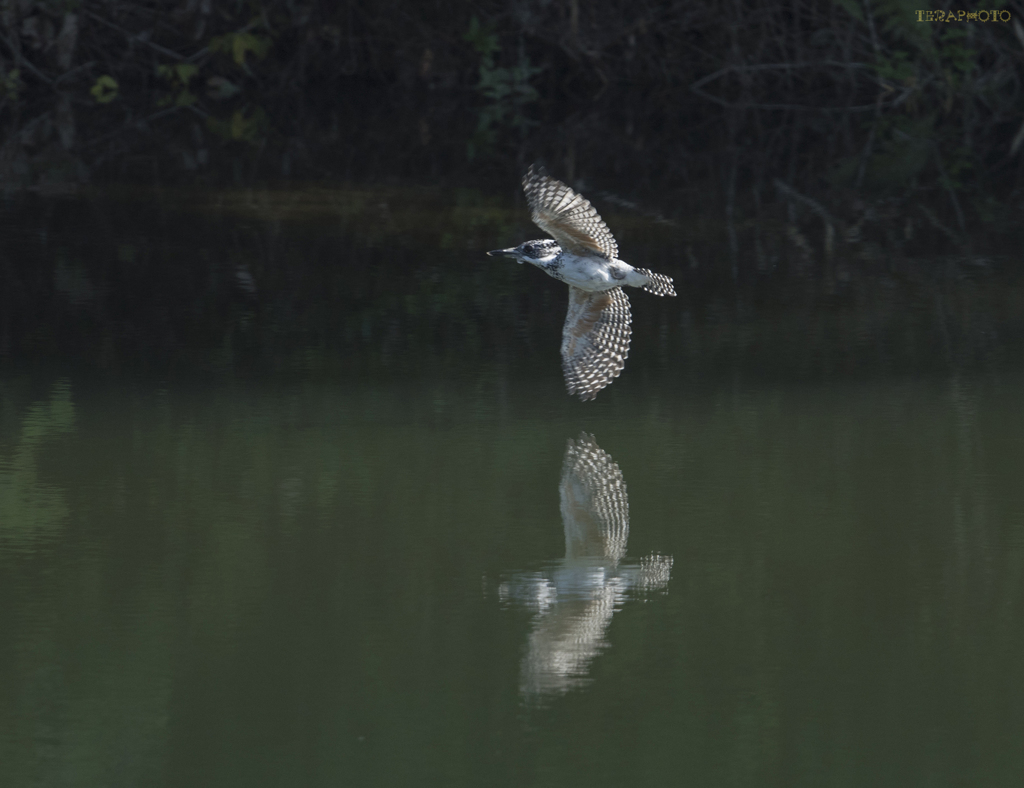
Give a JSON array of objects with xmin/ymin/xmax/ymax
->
[{"xmin": 487, "ymin": 239, "xmax": 560, "ymax": 265}]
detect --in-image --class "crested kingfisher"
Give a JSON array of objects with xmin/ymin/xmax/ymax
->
[{"xmin": 488, "ymin": 165, "xmax": 676, "ymax": 401}]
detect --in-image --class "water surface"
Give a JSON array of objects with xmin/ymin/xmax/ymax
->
[{"xmin": 2, "ymin": 187, "xmax": 1024, "ymax": 787}]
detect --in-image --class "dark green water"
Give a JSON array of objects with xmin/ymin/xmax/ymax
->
[{"xmin": 2, "ymin": 188, "xmax": 1024, "ymax": 786}]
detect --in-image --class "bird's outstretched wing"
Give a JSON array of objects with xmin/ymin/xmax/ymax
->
[
  {"xmin": 561, "ymin": 286, "xmax": 631, "ymax": 401},
  {"xmin": 523, "ymin": 165, "xmax": 619, "ymax": 260},
  {"xmin": 560, "ymin": 432, "xmax": 630, "ymax": 563}
]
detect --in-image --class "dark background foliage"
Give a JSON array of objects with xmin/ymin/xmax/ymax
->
[
  {"xmin": 1, "ymin": 0, "xmax": 1023, "ymax": 206},
  {"xmin": 3, "ymin": 1, "xmax": 1024, "ymax": 378}
]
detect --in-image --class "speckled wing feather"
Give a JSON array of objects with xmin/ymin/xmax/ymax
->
[
  {"xmin": 561, "ymin": 286, "xmax": 631, "ymax": 401},
  {"xmin": 635, "ymin": 267, "xmax": 676, "ymax": 297},
  {"xmin": 523, "ymin": 165, "xmax": 619, "ymax": 260},
  {"xmin": 560, "ymin": 432, "xmax": 629, "ymax": 563}
]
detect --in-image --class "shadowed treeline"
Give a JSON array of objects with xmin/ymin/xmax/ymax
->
[{"xmin": 1, "ymin": 0, "xmax": 1023, "ymax": 218}]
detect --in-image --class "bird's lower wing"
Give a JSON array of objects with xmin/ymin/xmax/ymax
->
[{"xmin": 561, "ymin": 286, "xmax": 632, "ymax": 401}]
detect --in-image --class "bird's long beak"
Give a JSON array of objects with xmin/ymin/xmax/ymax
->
[{"xmin": 487, "ymin": 248, "xmax": 522, "ymax": 264}]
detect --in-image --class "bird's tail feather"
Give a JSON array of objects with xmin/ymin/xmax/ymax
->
[{"xmin": 636, "ymin": 268, "xmax": 676, "ymax": 297}]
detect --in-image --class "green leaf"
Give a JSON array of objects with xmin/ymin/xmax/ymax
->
[
  {"xmin": 211, "ymin": 31, "xmax": 272, "ymax": 67},
  {"xmin": 232, "ymin": 32, "xmax": 270, "ymax": 66},
  {"xmin": 463, "ymin": 16, "xmax": 499, "ymax": 58},
  {"xmin": 90, "ymin": 74, "xmax": 118, "ymax": 104},
  {"xmin": 175, "ymin": 64, "xmax": 199, "ymax": 84},
  {"xmin": 1, "ymin": 68, "xmax": 22, "ymax": 100}
]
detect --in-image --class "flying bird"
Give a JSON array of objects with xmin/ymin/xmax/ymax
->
[{"xmin": 488, "ymin": 165, "xmax": 676, "ymax": 400}]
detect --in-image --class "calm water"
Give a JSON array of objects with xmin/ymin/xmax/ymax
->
[{"xmin": 2, "ymin": 187, "xmax": 1024, "ymax": 787}]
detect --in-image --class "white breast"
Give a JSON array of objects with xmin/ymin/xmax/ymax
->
[{"xmin": 540, "ymin": 255, "xmax": 649, "ymax": 292}]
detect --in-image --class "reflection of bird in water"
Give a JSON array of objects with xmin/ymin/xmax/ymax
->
[
  {"xmin": 488, "ymin": 166, "xmax": 676, "ymax": 401},
  {"xmin": 498, "ymin": 433, "xmax": 672, "ymax": 701}
]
